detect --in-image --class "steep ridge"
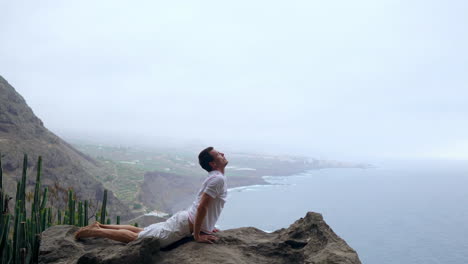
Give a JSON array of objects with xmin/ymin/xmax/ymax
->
[{"xmin": 0, "ymin": 75, "xmax": 135, "ymax": 220}]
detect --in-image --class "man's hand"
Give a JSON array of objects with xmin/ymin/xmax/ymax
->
[
  {"xmin": 194, "ymin": 234, "xmax": 218, "ymax": 244},
  {"xmin": 212, "ymin": 228, "xmax": 221, "ymax": 233}
]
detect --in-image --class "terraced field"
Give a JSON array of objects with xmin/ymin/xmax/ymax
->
[
  {"xmin": 73, "ymin": 144, "xmax": 206, "ymax": 209},
  {"xmin": 100, "ymin": 160, "xmax": 146, "ymax": 204}
]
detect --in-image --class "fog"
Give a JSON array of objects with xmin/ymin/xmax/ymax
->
[{"xmin": 1, "ymin": 0, "xmax": 467, "ymax": 161}]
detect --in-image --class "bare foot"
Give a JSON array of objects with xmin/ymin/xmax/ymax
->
[
  {"xmin": 74, "ymin": 227, "xmax": 85, "ymax": 239},
  {"xmin": 91, "ymin": 221, "xmax": 101, "ymax": 229},
  {"xmin": 74, "ymin": 222, "xmax": 101, "ymax": 239},
  {"xmin": 75, "ymin": 227, "xmax": 99, "ymax": 239}
]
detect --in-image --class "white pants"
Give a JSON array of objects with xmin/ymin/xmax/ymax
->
[{"xmin": 137, "ymin": 211, "xmax": 192, "ymax": 248}]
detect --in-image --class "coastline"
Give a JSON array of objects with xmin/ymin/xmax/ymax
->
[
  {"xmin": 134, "ymin": 166, "xmax": 371, "ymax": 225},
  {"xmin": 227, "ymin": 165, "xmax": 371, "ymax": 191}
]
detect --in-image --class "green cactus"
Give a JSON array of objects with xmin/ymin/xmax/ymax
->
[
  {"xmin": 40, "ymin": 187, "xmax": 48, "ymax": 211},
  {"xmin": 0, "ymin": 154, "xmax": 121, "ymax": 264},
  {"xmin": 41, "ymin": 209, "xmax": 47, "ymax": 232},
  {"xmin": 78, "ymin": 201, "xmax": 83, "ymax": 227},
  {"xmin": 32, "ymin": 156, "xmax": 43, "ymax": 251},
  {"xmin": 0, "ymin": 152, "xmax": 2, "ymax": 191},
  {"xmin": 68, "ymin": 190, "xmax": 73, "ymax": 225},
  {"xmin": 64, "ymin": 211, "xmax": 69, "ymax": 225},
  {"xmin": 72, "ymin": 199, "xmax": 76, "ymax": 226},
  {"xmin": 5, "ymin": 241, "xmax": 12, "ymax": 264},
  {"xmin": 57, "ymin": 209, "xmax": 62, "ymax": 225},
  {"xmin": 20, "ymin": 247, "xmax": 26, "ymax": 264},
  {"xmin": 0, "ymin": 152, "xmax": 3, "ymax": 215},
  {"xmin": 100, "ymin": 190, "xmax": 108, "ymax": 224},
  {"xmin": 19, "ymin": 222, "xmax": 26, "ymax": 262},
  {"xmin": 4, "ymin": 241, "xmax": 12, "ymax": 264},
  {"xmin": 15, "ymin": 180, "xmax": 20, "ymax": 208},
  {"xmin": 26, "ymin": 218, "xmax": 31, "ymax": 242},
  {"xmin": 0, "ymin": 214, "xmax": 11, "ymax": 255},
  {"xmin": 19, "ymin": 154, "xmax": 28, "ymax": 213},
  {"xmin": 12, "ymin": 205, "xmax": 20, "ymax": 264},
  {"xmin": 47, "ymin": 207, "xmax": 52, "ymax": 228},
  {"xmin": 84, "ymin": 200, "xmax": 89, "ymax": 226},
  {"xmin": 32, "ymin": 157, "xmax": 42, "ymax": 215}
]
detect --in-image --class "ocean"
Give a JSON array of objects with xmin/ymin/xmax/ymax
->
[{"xmin": 216, "ymin": 160, "xmax": 468, "ymax": 264}]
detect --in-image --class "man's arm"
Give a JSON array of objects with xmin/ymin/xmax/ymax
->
[{"xmin": 193, "ymin": 193, "xmax": 218, "ymax": 243}]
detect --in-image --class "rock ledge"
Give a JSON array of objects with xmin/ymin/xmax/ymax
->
[{"xmin": 39, "ymin": 212, "xmax": 361, "ymax": 264}]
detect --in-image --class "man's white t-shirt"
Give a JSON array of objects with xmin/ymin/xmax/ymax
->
[{"xmin": 187, "ymin": 170, "xmax": 227, "ymax": 234}]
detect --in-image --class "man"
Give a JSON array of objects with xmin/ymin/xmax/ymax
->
[{"xmin": 75, "ymin": 147, "xmax": 228, "ymax": 248}]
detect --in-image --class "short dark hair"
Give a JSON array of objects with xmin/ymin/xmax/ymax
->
[{"xmin": 198, "ymin": 146, "xmax": 214, "ymax": 172}]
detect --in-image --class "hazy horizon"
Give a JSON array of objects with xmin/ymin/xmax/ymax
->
[{"xmin": 1, "ymin": 1, "xmax": 467, "ymax": 162}]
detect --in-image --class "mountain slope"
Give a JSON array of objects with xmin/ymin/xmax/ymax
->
[{"xmin": 0, "ymin": 75, "xmax": 135, "ymax": 220}]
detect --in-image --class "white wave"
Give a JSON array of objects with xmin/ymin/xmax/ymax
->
[
  {"xmin": 228, "ymin": 184, "xmax": 271, "ymax": 193},
  {"xmin": 234, "ymin": 167, "xmax": 257, "ymax": 171}
]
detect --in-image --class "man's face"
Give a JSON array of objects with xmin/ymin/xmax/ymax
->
[{"xmin": 209, "ymin": 149, "xmax": 228, "ymax": 170}]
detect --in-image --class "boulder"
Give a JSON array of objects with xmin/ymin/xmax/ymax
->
[{"xmin": 39, "ymin": 212, "xmax": 361, "ymax": 264}]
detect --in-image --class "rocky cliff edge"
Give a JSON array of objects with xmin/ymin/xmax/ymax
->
[{"xmin": 39, "ymin": 212, "xmax": 361, "ymax": 264}]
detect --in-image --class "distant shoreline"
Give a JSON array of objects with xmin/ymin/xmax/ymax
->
[{"xmin": 227, "ymin": 166, "xmax": 370, "ymax": 190}]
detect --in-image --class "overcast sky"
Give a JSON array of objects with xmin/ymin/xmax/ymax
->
[{"xmin": 1, "ymin": 0, "xmax": 467, "ymax": 161}]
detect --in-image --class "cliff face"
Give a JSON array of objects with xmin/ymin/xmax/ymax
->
[
  {"xmin": 39, "ymin": 212, "xmax": 361, "ymax": 264},
  {"xmin": 0, "ymin": 75, "xmax": 135, "ymax": 220}
]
